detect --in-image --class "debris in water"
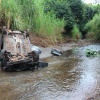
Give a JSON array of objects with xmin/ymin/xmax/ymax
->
[
  {"xmin": 51, "ymin": 49, "xmax": 62, "ymax": 56},
  {"xmin": 39, "ymin": 61, "xmax": 48, "ymax": 68}
]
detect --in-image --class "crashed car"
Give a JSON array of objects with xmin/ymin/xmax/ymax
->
[{"xmin": 0, "ymin": 26, "xmax": 42, "ymax": 71}]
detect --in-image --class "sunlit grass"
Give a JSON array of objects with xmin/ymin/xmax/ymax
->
[{"xmin": 0, "ymin": 0, "xmax": 65, "ymax": 45}]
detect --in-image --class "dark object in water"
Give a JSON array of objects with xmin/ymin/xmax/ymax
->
[
  {"xmin": 39, "ymin": 61, "xmax": 48, "ymax": 68},
  {"xmin": 51, "ymin": 49, "xmax": 62, "ymax": 56}
]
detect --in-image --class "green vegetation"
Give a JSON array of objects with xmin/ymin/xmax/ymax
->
[
  {"xmin": 1, "ymin": 0, "xmax": 22, "ymax": 29},
  {"xmin": 0, "ymin": 0, "xmax": 100, "ymax": 44},
  {"xmin": 85, "ymin": 14, "xmax": 100, "ymax": 41},
  {"xmin": 0, "ymin": 0, "xmax": 65, "ymax": 44},
  {"xmin": 44, "ymin": 0, "xmax": 97, "ymax": 38},
  {"xmin": 71, "ymin": 25, "xmax": 81, "ymax": 39},
  {"xmin": 85, "ymin": 49, "xmax": 98, "ymax": 57}
]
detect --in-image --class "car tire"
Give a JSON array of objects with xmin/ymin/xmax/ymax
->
[
  {"xmin": 32, "ymin": 51, "xmax": 39, "ymax": 62},
  {"xmin": 32, "ymin": 51, "xmax": 39, "ymax": 68},
  {"xmin": 1, "ymin": 57, "xmax": 8, "ymax": 71}
]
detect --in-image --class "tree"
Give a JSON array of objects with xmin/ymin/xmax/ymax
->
[{"xmin": 44, "ymin": 0, "xmax": 75, "ymax": 36}]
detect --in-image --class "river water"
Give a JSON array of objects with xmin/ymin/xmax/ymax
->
[{"xmin": 0, "ymin": 44, "xmax": 100, "ymax": 100}]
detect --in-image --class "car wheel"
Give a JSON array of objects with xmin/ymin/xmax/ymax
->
[
  {"xmin": 32, "ymin": 51, "xmax": 39, "ymax": 62},
  {"xmin": 1, "ymin": 57, "xmax": 8, "ymax": 71},
  {"xmin": 32, "ymin": 51, "xmax": 39, "ymax": 68},
  {"xmin": 0, "ymin": 49, "xmax": 5, "ymax": 61}
]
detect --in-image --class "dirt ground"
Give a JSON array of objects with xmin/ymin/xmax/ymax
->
[
  {"xmin": 29, "ymin": 32, "xmax": 96, "ymax": 47},
  {"xmin": 30, "ymin": 34, "xmax": 49, "ymax": 47}
]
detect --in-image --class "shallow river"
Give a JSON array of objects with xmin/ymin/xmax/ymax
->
[{"xmin": 0, "ymin": 44, "xmax": 100, "ymax": 100}]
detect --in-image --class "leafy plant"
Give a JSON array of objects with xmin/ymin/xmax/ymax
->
[{"xmin": 85, "ymin": 49, "xmax": 98, "ymax": 57}]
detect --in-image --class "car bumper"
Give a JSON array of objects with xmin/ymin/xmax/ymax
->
[{"xmin": 6, "ymin": 59, "xmax": 33, "ymax": 66}]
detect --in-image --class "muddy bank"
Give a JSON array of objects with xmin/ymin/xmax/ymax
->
[
  {"xmin": 40, "ymin": 43, "xmax": 76, "ymax": 59},
  {"xmin": 40, "ymin": 39, "xmax": 93, "ymax": 59}
]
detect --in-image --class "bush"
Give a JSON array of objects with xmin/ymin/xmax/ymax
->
[
  {"xmin": 71, "ymin": 25, "xmax": 82, "ymax": 39},
  {"xmin": 85, "ymin": 32, "xmax": 95, "ymax": 39},
  {"xmin": 85, "ymin": 14, "xmax": 100, "ymax": 41},
  {"xmin": 44, "ymin": 0, "xmax": 74, "ymax": 36}
]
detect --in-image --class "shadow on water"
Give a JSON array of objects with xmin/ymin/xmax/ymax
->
[{"xmin": 0, "ymin": 44, "xmax": 100, "ymax": 100}]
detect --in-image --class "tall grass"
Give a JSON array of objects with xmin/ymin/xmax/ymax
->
[
  {"xmin": 0, "ymin": 0, "xmax": 22, "ymax": 29},
  {"xmin": 85, "ymin": 14, "xmax": 100, "ymax": 40},
  {"xmin": 32, "ymin": 0, "xmax": 65, "ymax": 44},
  {"xmin": 16, "ymin": 0, "xmax": 35, "ymax": 30},
  {"xmin": 0, "ymin": 0, "xmax": 65, "ymax": 45},
  {"xmin": 71, "ymin": 25, "xmax": 82, "ymax": 39}
]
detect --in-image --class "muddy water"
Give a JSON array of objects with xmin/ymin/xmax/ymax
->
[{"xmin": 0, "ymin": 44, "xmax": 100, "ymax": 100}]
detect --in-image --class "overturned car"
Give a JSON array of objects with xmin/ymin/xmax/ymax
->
[{"xmin": 0, "ymin": 26, "xmax": 42, "ymax": 71}]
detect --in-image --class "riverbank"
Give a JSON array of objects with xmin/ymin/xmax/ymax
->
[
  {"xmin": 39, "ymin": 39, "xmax": 94, "ymax": 59},
  {"xmin": 29, "ymin": 33, "xmax": 97, "ymax": 59}
]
